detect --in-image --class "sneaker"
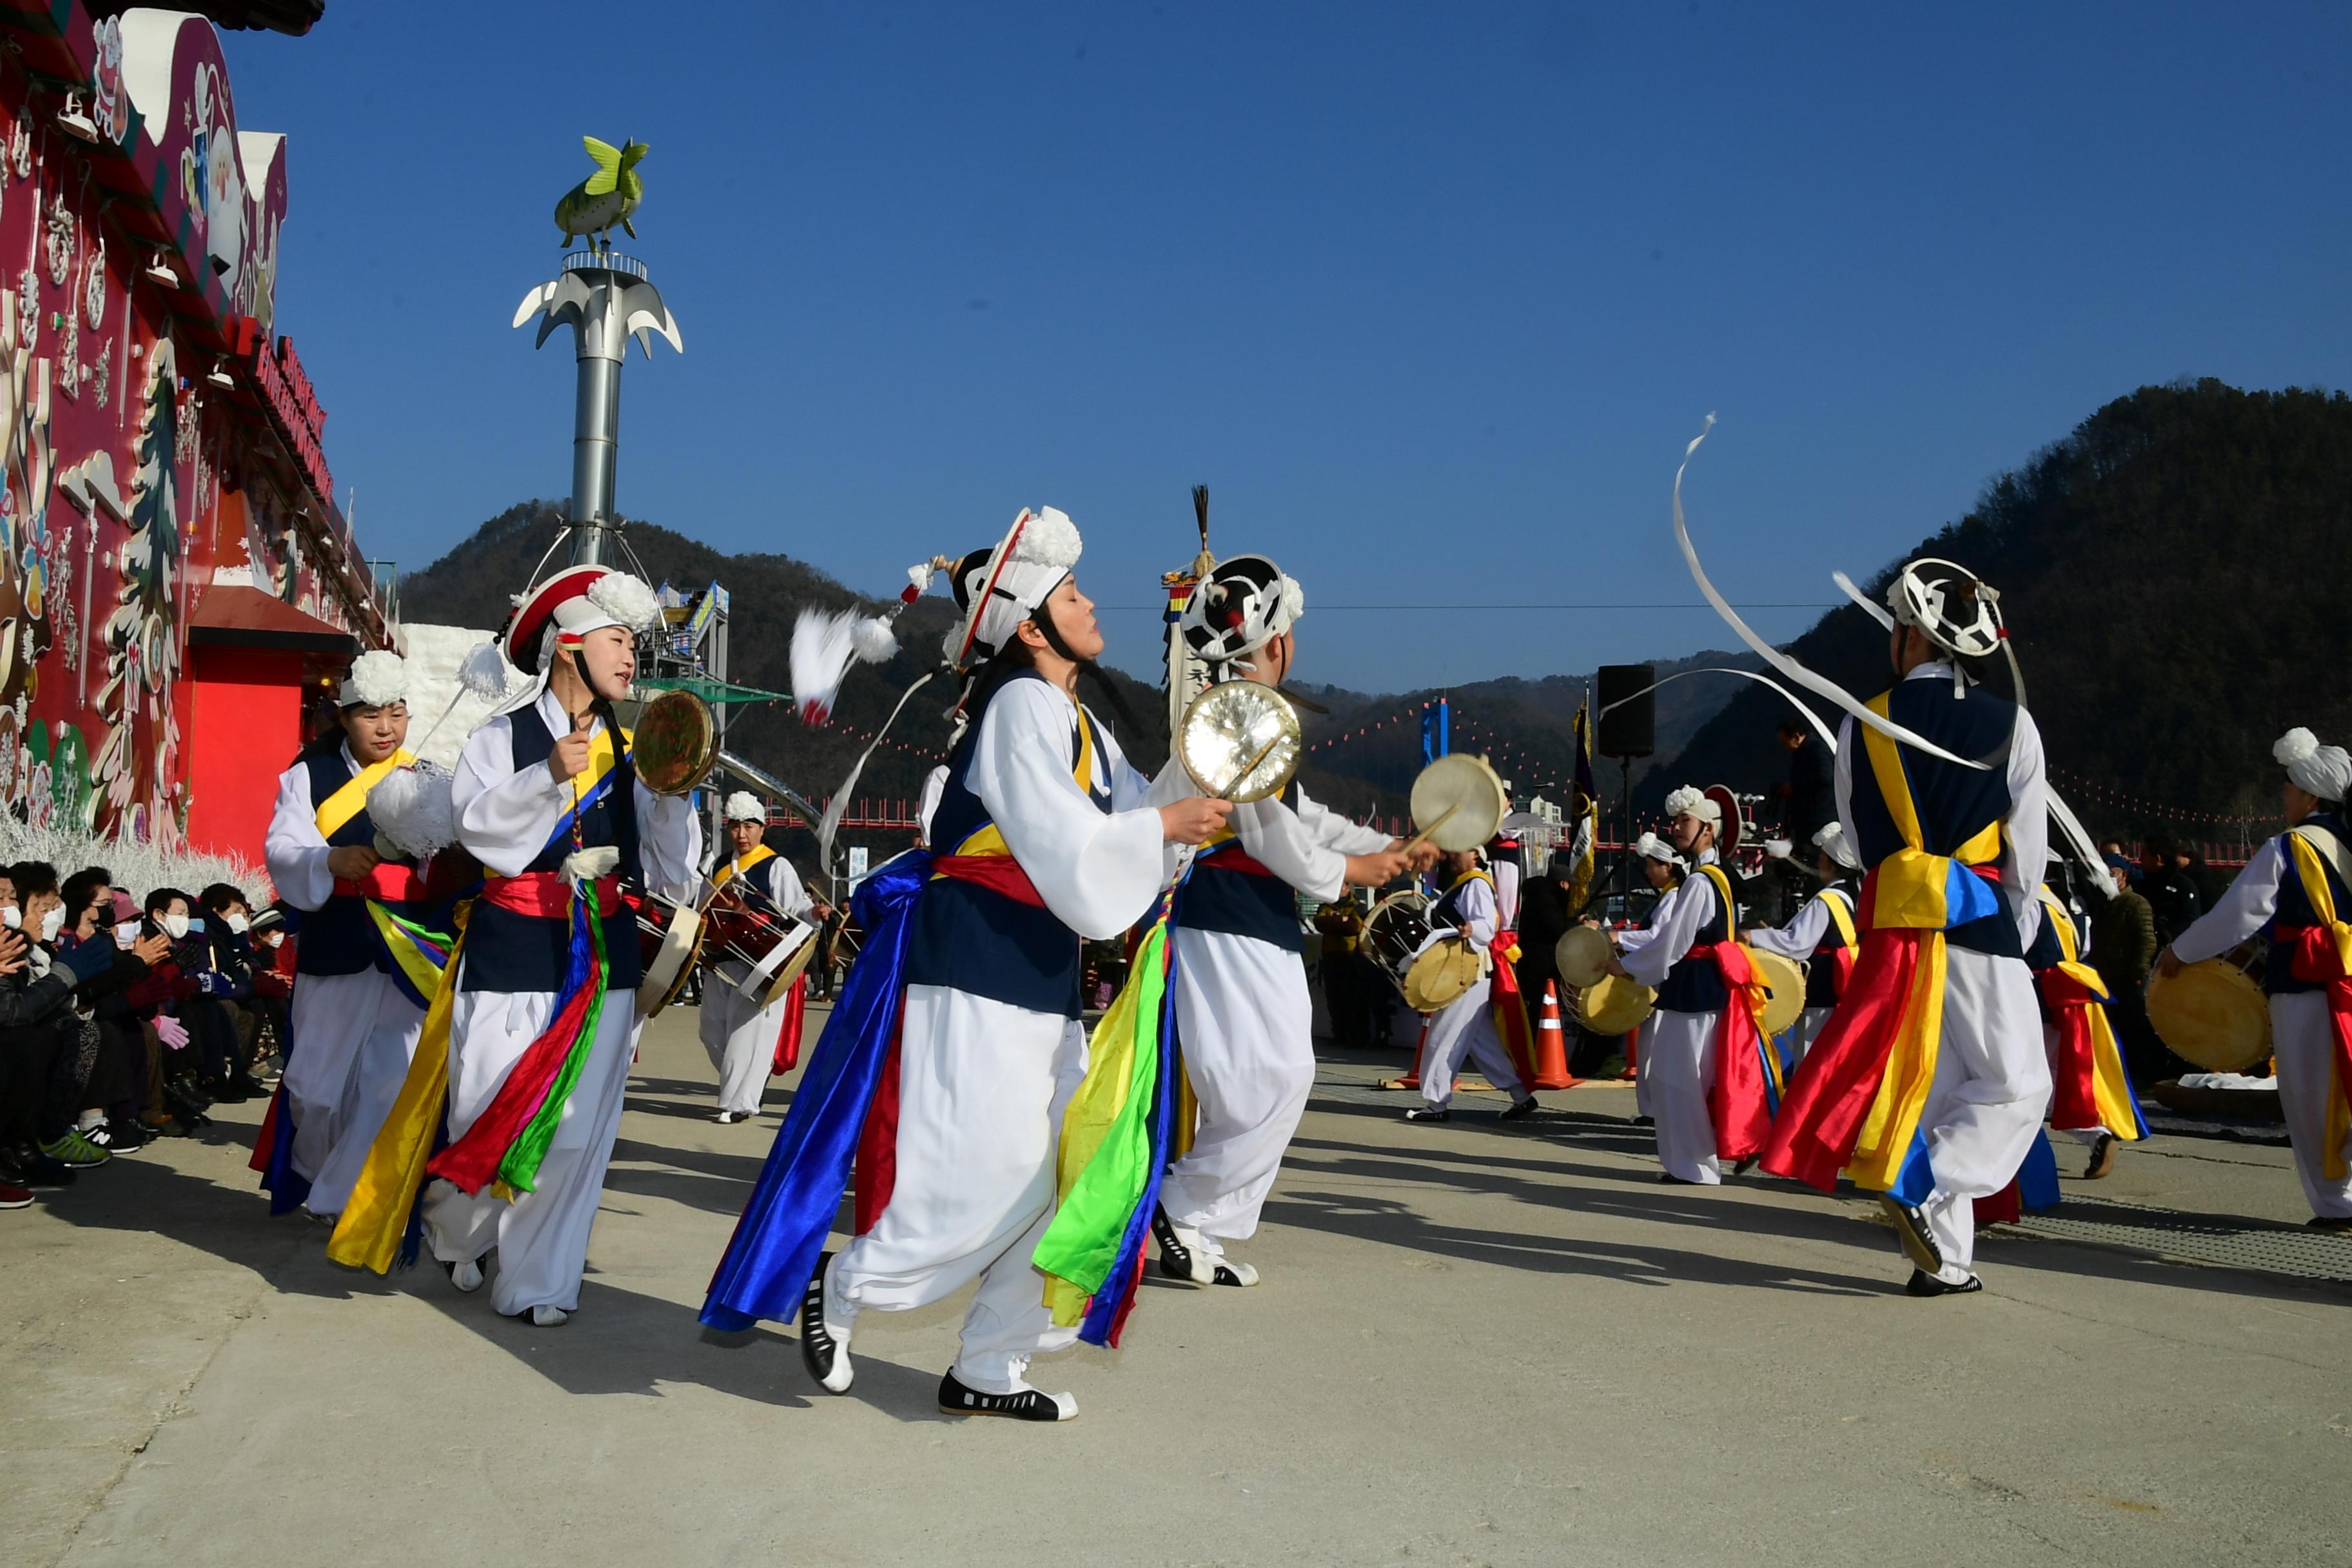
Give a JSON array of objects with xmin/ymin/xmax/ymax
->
[
  {"xmin": 937, "ymin": 1369, "xmax": 1075, "ymax": 1422},
  {"xmin": 59, "ymin": 1128, "xmax": 118, "ymax": 1166},
  {"xmin": 40, "ymin": 1130, "xmax": 112, "ymax": 1169},
  {"xmin": 83, "ymin": 1122, "xmax": 142, "ymax": 1153},
  {"xmin": 13, "ymin": 1150, "xmax": 75, "ymax": 1188},
  {"xmin": 1152, "ymin": 1208, "xmax": 1213, "ymax": 1286},
  {"xmin": 1904, "ymin": 1268, "xmax": 1983, "ymax": 1297},
  {"xmin": 0, "ymin": 1178, "xmax": 30, "ymax": 1210}
]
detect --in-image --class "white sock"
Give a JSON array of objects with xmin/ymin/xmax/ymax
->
[{"xmin": 77, "ymin": 1110, "xmax": 103, "ymax": 1132}]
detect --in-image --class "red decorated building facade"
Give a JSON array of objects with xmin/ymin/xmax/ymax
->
[{"xmin": 0, "ymin": 3, "xmax": 385, "ymax": 861}]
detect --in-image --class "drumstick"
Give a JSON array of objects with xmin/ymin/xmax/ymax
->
[
  {"xmin": 1211, "ymin": 732, "xmax": 1286, "ymax": 801},
  {"xmin": 1398, "ymin": 802, "xmax": 1462, "ymax": 858}
]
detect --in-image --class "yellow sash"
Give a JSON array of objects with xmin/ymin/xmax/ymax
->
[
  {"xmin": 941, "ymin": 703, "xmax": 1100, "ymax": 863},
  {"xmin": 1820, "ymin": 887, "xmax": 1859, "ymax": 953},
  {"xmin": 315, "ymin": 748, "xmax": 417, "ymax": 840},
  {"xmin": 720, "ymin": 843, "xmax": 777, "ymax": 885}
]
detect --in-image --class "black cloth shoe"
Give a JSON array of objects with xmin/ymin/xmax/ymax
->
[
  {"xmin": 103, "ymin": 1119, "xmax": 152, "ymax": 1150},
  {"xmin": 1631, "ymin": 1115, "xmax": 1655, "ymax": 1128},
  {"xmin": 1497, "ymin": 1095, "xmax": 1540, "ymax": 1122},
  {"xmin": 937, "ymin": 1369, "xmax": 1074, "ymax": 1422},
  {"xmin": 2305, "ymin": 1215, "xmax": 2352, "ymax": 1236},
  {"xmin": 1730, "ymin": 1157, "xmax": 1758, "ymax": 1177},
  {"xmin": 1879, "ymin": 1195, "xmax": 1943, "ymax": 1275},
  {"xmin": 1402, "ymin": 1107, "xmax": 1449, "ymax": 1123},
  {"xmin": 799, "ymin": 1252, "xmax": 852, "ymax": 1393},
  {"xmin": 1905, "ymin": 1268, "xmax": 1983, "ymax": 1297},
  {"xmin": 2083, "ymin": 1133, "xmax": 2119, "ymax": 1180},
  {"xmin": 1658, "ymin": 1172, "xmax": 1701, "ymax": 1185},
  {"xmin": 1151, "ymin": 1208, "xmax": 1210, "ymax": 1284},
  {"xmin": 204, "ymin": 1076, "xmax": 255, "ymax": 1104}
]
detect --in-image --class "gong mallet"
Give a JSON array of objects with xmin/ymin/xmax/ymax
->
[{"xmin": 1396, "ymin": 802, "xmax": 1463, "ymax": 860}]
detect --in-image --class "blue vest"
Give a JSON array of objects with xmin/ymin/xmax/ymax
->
[
  {"xmin": 1848, "ymin": 676, "xmax": 2023, "ymax": 959},
  {"xmin": 459, "ymin": 705, "xmax": 645, "ymax": 994},
  {"xmin": 289, "ymin": 749, "xmax": 418, "ymax": 979},
  {"xmin": 2265, "ymin": 812, "xmax": 2351, "ymax": 996},
  {"xmin": 1803, "ymin": 882, "xmax": 1858, "ymax": 1008},
  {"xmin": 1180, "ymin": 780, "xmax": 1309, "ymax": 954},
  {"xmin": 1654, "ymin": 867, "xmax": 1732, "ymax": 1015},
  {"xmin": 904, "ymin": 672, "xmax": 1112, "ymax": 1018}
]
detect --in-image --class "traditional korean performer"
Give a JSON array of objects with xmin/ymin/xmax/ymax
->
[
  {"xmin": 1609, "ymin": 787, "xmax": 1775, "ymax": 1184},
  {"xmin": 2162, "ymin": 729, "xmax": 2352, "ymax": 1233},
  {"xmin": 259, "ymin": 651, "xmax": 445, "ymax": 1221},
  {"xmin": 2024, "ymin": 877, "xmax": 2144, "ymax": 1179},
  {"xmin": 1743, "ymin": 821, "xmax": 1863, "ymax": 1064},
  {"xmin": 1146, "ymin": 554, "xmax": 1418, "ymax": 1286},
  {"xmin": 700, "ymin": 791, "xmax": 821, "ymax": 1124},
  {"xmin": 700, "ymin": 507, "xmax": 1229, "ymax": 1421},
  {"xmin": 1404, "ymin": 848, "xmax": 1542, "ymax": 1124},
  {"xmin": 416, "ymin": 565, "xmax": 703, "ymax": 1325},
  {"xmin": 1760, "ymin": 559, "xmax": 2052, "ymax": 1297}
]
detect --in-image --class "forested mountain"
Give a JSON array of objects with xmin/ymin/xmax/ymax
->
[{"xmin": 1661, "ymin": 380, "xmax": 2352, "ymax": 841}]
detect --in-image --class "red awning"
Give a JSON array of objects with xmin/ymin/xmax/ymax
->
[{"xmin": 187, "ymin": 584, "xmax": 358, "ymax": 654}]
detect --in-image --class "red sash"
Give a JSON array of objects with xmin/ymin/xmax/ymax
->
[
  {"xmin": 479, "ymin": 872, "xmax": 623, "ymax": 920},
  {"xmin": 1689, "ymin": 941, "xmax": 1772, "ymax": 1162},
  {"xmin": 771, "ymin": 974, "xmax": 809, "ymax": 1076},
  {"xmin": 2277, "ymin": 923, "xmax": 2352, "ymax": 1132},
  {"xmin": 2037, "ymin": 966, "xmax": 2106, "ymax": 1132},
  {"xmin": 1487, "ymin": 928, "xmax": 1541, "ymax": 1088},
  {"xmin": 930, "ymin": 854, "xmax": 1048, "ymax": 907}
]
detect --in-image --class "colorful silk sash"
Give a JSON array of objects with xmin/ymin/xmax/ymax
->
[
  {"xmin": 314, "ymin": 748, "xmax": 416, "ymax": 839},
  {"xmin": 1035, "ymin": 888, "xmax": 1182, "ymax": 1346},
  {"xmin": 1819, "ymin": 888, "xmax": 1859, "ymax": 997},
  {"xmin": 2280, "ymin": 827, "xmax": 2352, "ymax": 1181},
  {"xmin": 2035, "ymin": 889, "xmax": 2145, "ymax": 1141},
  {"xmin": 700, "ymin": 852, "xmax": 930, "ymax": 1332},
  {"xmin": 326, "ymin": 907, "xmax": 475, "ymax": 1272},
  {"xmin": 1759, "ymin": 692, "xmax": 2006, "ymax": 1194}
]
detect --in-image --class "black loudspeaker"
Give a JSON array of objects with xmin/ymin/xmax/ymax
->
[{"xmin": 1594, "ymin": 664, "xmax": 1655, "ymax": 758}]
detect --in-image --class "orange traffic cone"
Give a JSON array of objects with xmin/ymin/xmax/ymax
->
[{"xmin": 1532, "ymin": 981, "xmax": 1576, "ymax": 1089}]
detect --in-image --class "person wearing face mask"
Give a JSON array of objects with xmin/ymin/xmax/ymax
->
[
  {"xmin": 363, "ymin": 568, "xmax": 701, "ymax": 1327},
  {"xmin": 703, "ymin": 508, "xmax": 1230, "ymax": 1421},
  {"xmin": 120, "ymin": 888, "xmax": 226, "ymax": 1128},
  {"xmin": 0, "ymin": 864, "xmax": 142, "ymax": 1196},
  {"xmin": 245, "ymin": 905, "xmax": 296, "ymax": 1079},
  {"xmin": 39, "ymin": 866, "xmax": 174, "ymax": 1152},
  {"xmin": 197, "ymin": 884, "xmax": 267, "ymax": 1099},
  {"xmin": 261, "ymin": 650, "xmax": 445, "ymax": 1223}
]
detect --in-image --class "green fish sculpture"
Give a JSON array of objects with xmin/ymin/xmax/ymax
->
[{"xmin": 554, "ymin": 135, "xmax": 648, "ymax": 248}]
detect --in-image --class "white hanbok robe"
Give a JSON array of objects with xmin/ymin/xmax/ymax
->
[
  {"xmin": 1831, "ymin": 663, "xmax": 2052, "ymax": 1276},
  {"xmin": 2170, "ymin": 834, "xmax": 2352, "ymax": 1220},
  {"xmin": 1618, "ymin": 851, "xmax": 1729, "ymax": 1184},
  {"xmin": 263, "ymin": 745, "xmax": 427, "ymax": 1220},
  {"xmin": 1150, "ymin": 758, "xmax": 1393, "ymax": 1258},
  {"xmin": 825, "ymin": 678, "xmax": 1164, "ymax": 1395},
  {"xmin": 1418, "ymin": 876, "xmax": 1529, "ymax": 1110},
  {"xmin": 420, "ymin": 689, "xmax": 702, "ymax": 1316},
  {"xmin": 698, "ymin": 852, "xmax": 815, "ymax": 1116}
]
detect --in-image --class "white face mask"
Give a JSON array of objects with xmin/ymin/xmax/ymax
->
[
  {"xmin": 264, "ymin": 930, "xmax": 284, "ymax": 948},
  {"xmin": 40, "ymin": 906, "xmax": 66, "ymax": 943},
  {"xmin": 226, "ymin": 912, "xmax": 250, "ymax": 934},
  {"xmin": 0, "ymin": 904, "xmax": 18, "ymax": 930},
  {"xmin": 162, "ymin": 912, "xmax": 191, "ymax": 940}
]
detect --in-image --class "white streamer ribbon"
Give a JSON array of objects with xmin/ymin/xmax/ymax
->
[
  {"xmin": 1598, "ymin": 666, "xmax": 1843, "ymax": 754},
  {"xmin": 1669, "ymin": 417, "xmax": 1992, "ymax": 771}
]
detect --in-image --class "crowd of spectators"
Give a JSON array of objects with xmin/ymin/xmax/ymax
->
[{"xmin": 0, "ymin": 861, "xmax": 292, "ymax": 1209}]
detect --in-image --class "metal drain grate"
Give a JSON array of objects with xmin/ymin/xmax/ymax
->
[{"xmin": 2005, "ymin": 1198, "xmax": 2352, "ymax": 1284}]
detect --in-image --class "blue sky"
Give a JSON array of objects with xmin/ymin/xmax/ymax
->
[{"xmin": 227, "ymin": 3, "xmax": 2349, "ymax": 691}]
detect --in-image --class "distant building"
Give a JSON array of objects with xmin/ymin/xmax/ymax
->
[{"xmin": 0, "ymin": 6, "xmax": 387, "ymax": 863}]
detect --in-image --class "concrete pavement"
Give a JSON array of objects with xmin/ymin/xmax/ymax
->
[{"xmin": 5, "ymin": 1007, "xmax": 2348, "ymax": 1567}]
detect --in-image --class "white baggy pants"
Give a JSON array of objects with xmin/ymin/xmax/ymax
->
[
  {"xmin": 1419, "ymin": 976, "xmax": 1527, "ymax": 1110},
  {"xmin": 420, "ymin": 985, "xmax": 642, "ymax": 1316},
  {"xmin": 1161, "ymin": 927, "xmax": 1316, "ymax": 1259},
  {"xmin": 2271, "ymin": 991, "xmax": 2352, "ymax": 1220},
  {"xmin": 1915, "ymin": 946, "xmax": 2052, "ymax": 1276},
  {"xmin": 698, "ymin": 960, "xmax": 784, "ymax": 1117},
  {"xmin": 1645, "ymin": 1006, "xmax": 1723, "ymax": 1184},
  {"xmin": 284, "ymin": 969, "xmax": 425, "ymax": 1219},
  {"xmin": 825, "ymin": 985, "xmax": 1088, "ymax": 1395}
]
